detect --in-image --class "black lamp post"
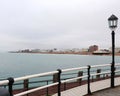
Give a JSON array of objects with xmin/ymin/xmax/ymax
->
[{"xmin": 108, "ymin": 14, "xmax": 118, "ymax": 88}]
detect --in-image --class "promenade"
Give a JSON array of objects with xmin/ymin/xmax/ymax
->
[
  {"xmin": 86, "ymin": 86, "xmax": 120, "ymax": 96},
  {"xmin": 53, "ymin": 76, "xmax": 120, "ymax": 96}
]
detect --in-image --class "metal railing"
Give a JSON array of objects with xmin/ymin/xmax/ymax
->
[{"xmin": 0, "ymin": 63, "xmax": 120, "ymax": 96}]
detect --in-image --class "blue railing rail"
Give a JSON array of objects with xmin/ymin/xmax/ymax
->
[{"xmin": 0, "ymin": 63, "xmax": 120, "ymax": 96}]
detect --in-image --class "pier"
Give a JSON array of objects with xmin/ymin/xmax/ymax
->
[{"xmin": 0, "ymin": 63, "xmax": 120, "ymax": 96}]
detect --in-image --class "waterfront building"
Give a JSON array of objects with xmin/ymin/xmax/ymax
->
[
  {"xmin": 89, "ymin": 45, "xmax": 98, "ymax": 52},
  {"xmin": 31, "ymin": 49, "xmax": 41, "ymax": 53},
  {"xmin": 71, "ymin": 48, "xmax": 81, "ymax": 53}
]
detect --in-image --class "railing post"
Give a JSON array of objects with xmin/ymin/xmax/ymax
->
[
  {"xmin": 24, "ymin": 79, "xmax": 29, "ymax": 96},
  {"xmin": 24, "ymin": 79, "xmax": 29, "ymax": 90},
  {"xmin": 64, "ymin": 79, "xmax": 66, "ymax": 90},
  {"xmin": 53, "ymin": 73, "xmax": 58, "ymax": 83},
  {"xmin": 57, "ymin": 69, "xmax": 62, "ymax": 96},
  {"xmin": 7, "ymin": 77, "xmax": 14, "ymax": 96},
  {"xmin": 96, "ymin": 69, "xmax": 101, "ymax": 79},
  {"xmin": 47, "ymin": 80, "xmax": 49, "ymax": 96},
  {"xmin": 87, "ymin": 65, "xmax": 91, "ymax": 95},
  {"xmin": 77, "ymin": 71, "xmax": 83, "ymax": 85}
]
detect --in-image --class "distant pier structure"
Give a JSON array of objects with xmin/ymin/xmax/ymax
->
[{"xmin": 92, "ymin": 50, "xmax": 110, "ymax": 55}]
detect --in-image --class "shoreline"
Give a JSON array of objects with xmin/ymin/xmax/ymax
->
[{"xmin": 10, "ymin": 52, "xmax": 120, "ymax": 56}]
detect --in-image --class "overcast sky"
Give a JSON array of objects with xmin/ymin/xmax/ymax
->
[{"xmin": 0, "ymin": 0, "xmax": 120, "ymax": 51}]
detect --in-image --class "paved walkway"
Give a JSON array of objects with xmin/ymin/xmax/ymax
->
[
  {"xmin": 53, "ymin": 77, "xmax": 120, "ymax": 96},
  {"xmin": 87, "ymin": 86, "xmax": 120, "ymax": 96}
]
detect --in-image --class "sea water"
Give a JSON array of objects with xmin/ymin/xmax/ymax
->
[
  {"xmin": 0, "ymin": 53, "xmax": 120, "ymax": 79},
  {"xmin": 0, "ymin": 53, "xmax": 120, "ymax": 89}
]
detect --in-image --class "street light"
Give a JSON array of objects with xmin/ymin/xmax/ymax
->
[{"xmin": 108, "ymin": 14, "xmax": 118, "ymax": 88}]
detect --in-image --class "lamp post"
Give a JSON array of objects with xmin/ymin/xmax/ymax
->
[{"xmin": 108, "ymin": 14, "xmax": 118, "ymax": 88}]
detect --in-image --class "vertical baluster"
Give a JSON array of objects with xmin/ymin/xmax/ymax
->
[{"xmin": 8, "ymin": 77, "xmax": 14, "ymax": 96}]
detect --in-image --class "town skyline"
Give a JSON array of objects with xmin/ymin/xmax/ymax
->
[{"xmin": 10, "ymin": 44, "xmax": 120, "ymax": 53}]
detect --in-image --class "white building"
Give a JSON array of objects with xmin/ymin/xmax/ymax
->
[
  {"xmin": 109, "ymin": 47, "xmax": 120, "ymax": 53},
  {"xmin": 81, "ymin": 48, "xmax": 89, "ymax": 52}
]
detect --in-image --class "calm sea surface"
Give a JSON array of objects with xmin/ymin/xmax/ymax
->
[{"xmin": 0, "ymin": 53, "xmax": 120, "ymax": 79}]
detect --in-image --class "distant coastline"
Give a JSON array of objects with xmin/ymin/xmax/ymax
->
[
  {"xmin": 9, "ymin": 51, "xmax": 120, "ymax": 56},
  {"xmin": 9, "ymin": 45, "xmax": 120, "ymax": 56}
]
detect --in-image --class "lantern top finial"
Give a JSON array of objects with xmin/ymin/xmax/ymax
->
[{"xmin": 108, "ymin": 14, "xmax": 118, "ymax": 21}]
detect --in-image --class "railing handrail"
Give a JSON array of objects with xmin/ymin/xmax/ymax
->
[
  {"xmin": 115, "ymin": 63, "xmax": 120, "ymax": 66},
  {"xmin": 61, "ymin": 75, "xmax": 88, "ymax": 83},
  {"xmin": 91, "ymin": 71, "xmax": 111, "ymax": 76},
  {"xmin": 62, "ymin": 66, "xmax": 88, "ymax": 72},
  {"xmin": 0, "ymin": 71, "xmax": 58, "ymax": 86},
  {"xmin": 14, "ymin": 71, "xmax": 58, "ymax": 82},
  {"xmin": 115, "ymin": 70, "xmax": 120, "ymax": 73},
  {"xmin": 91, "ymin": 64, "xmax": 111, "ymax": 68},
  {"xmin": 0, "ymin": 80, "xmax": 9, "ymax": 85}
]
